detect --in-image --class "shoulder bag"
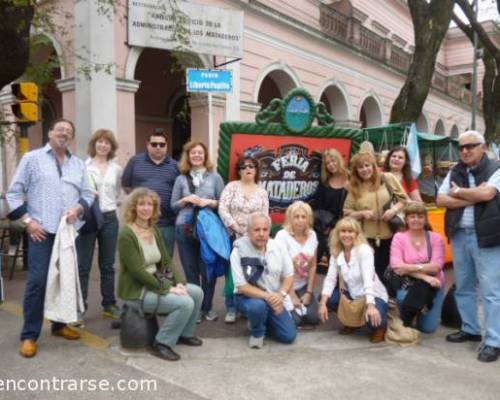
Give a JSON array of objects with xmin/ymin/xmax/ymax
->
[{"xmin": 337, "ymin": 272, "xmax": 367, "ymax": 328}]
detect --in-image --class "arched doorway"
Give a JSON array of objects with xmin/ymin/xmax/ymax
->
[
  {"xmin": 319, "ymin": 84, "xmax": 350, "ymax": 123},
  {"xmin": 359, "ymin": 96, "xmax": 382, "ymax": 128},
  {"xmin": 434, "ymin": 119, "xmax": 445, "ymax": 135},
  {"xmin": 134, "ymin": 49, "xmax": 203, "ymax": 155},
  {"xmin": 450, "ymin": 124, "xmax": 459, "ymax": 138},
  {"xmin": 416, "ymin": 114, "xmax": 429, "ymax": 132},
  {"xmin": 256, "ymin": 69, "xmax": 298, "ymax": 108}
]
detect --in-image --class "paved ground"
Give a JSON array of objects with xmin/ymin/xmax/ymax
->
[{"xmin": 2, "ymin": 258, "xmax": 500, "ymax": 399}]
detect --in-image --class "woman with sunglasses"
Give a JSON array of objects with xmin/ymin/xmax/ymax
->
[
  {"xmin": 219, "ymin": 155, "xmax": 269, "ymax": 323},
  {"xmin": 171, "ymin": 141, "xmax": 225, "ymax": 322}
]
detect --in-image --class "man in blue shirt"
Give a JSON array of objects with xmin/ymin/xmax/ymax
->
[
  {"xmin": 437, "ymin": 130, "xmax": 500, "ymax": 363},
  {"xmin": 122, "ymin": 131, "xmax": 179, "ymax": 255},
  {"xmin": 7, "ymin": 118, "xmax": 95, "ymax": 358}
]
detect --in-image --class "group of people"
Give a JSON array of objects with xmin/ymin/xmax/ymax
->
[{"xmin": 6, "ymin": 119, "xmax": 500, "ymax": 364}]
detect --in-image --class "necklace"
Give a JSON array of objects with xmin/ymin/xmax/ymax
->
[{"xmin": 134, "ymin": 221, "xmax": 150, "ymax": 230}]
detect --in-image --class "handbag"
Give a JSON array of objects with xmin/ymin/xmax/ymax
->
[
  {"xmin": 119, "ymin": 304, "xmax": 159, "ymax": 349},
  {"xmin": 80, "ymin": 175, "xmax": 104, "ymax": 234},
  {"xmin": 241, "ymin": 256, "xmax": 265, "ymax": 286},
  {"xmin": 184, "ymin": 174, "xmax": 201, "ymax": 240},
  {"xmin": 384, "ymin": 230, "xmax": 433, "ymax": 297},
  {"xmin": 337, "ymin": 273, "xmax": 367, "ymax": 328},
  {"xmin": 382, "ymin": 175, "xmax": 405, "ymax": 233}
]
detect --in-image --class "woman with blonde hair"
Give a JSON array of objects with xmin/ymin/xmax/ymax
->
[
  {"xmin": 118, "ymin": 188, "xmax": 203, "ymax": 361},
  {"xmin": 313, "ymin": 148, "xmax": 349, "ymax": 265},
  {"xmin": 275, "ymin": 201, "xmax": 319, "ymax": 327},
  {"xmin": 318, "ymin": 217, "xmax": 389, "ymax": 342},
  {"xmin": 77, "ymin": 129, "xmax": 122, "ymax": 322},
  {"xmin": 343, "ymin": 151, "xmax": 408, "ymax": 283},
  {"xmin": 171, "ymin": 140, "xmax": 225, "ymax": 322}
]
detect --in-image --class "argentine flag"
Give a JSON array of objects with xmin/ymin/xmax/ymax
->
[{"xmin": 407, "ymin": 123, "xmax": 422, "ymax": 178}]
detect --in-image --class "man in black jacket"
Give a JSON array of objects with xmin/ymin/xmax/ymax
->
[{"xmin": 437, "ymin": 130, "xmax": 500, "ymax": 363}]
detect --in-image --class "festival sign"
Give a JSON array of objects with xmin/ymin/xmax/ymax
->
[{"xmin": 218, "ymin": 88, "xmax": 364, "ymax": 224}]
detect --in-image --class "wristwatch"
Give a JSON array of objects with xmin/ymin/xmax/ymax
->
[
  {"xmin": 280, "ymin": 290, "xmax": 287, "ymax": 298},
  {"xmin": 416, "ymin": 264, "xmax": 424, "ymax": 271},
  {"xmin": 21, "ymin": 216, "xmax": 32, "ymax": 228}
]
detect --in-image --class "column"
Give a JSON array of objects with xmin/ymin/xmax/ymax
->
[
  {"xmin": 189, "ymin": 93, "xmax": 226, "ymax": 165},
  {"xmin": 74, "ymin": 0, "xmax": 117, "ymax": 158},
  {"xmin": 116, "ymin": 78, "xmax": 141, "ymax": 164}
]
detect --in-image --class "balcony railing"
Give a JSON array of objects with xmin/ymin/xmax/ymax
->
[{"xmin": 319, "ymin": 4, "xmax": 476, "ymax": 109}]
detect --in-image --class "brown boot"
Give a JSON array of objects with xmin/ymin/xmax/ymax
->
[
  {"xmin": 370, "ymin": 328, "xmax": 386, "ymax": 343},
  {"xmin": 52, "ymin": 326, "xmax": 80, "ymax": 340},
  {"xmin": 339, "ymin": 326, "xmax": 359, "ymax": 335},
  {"xmin": 19, "ymin": 339, "xmax": 38, "ymax": 358}
]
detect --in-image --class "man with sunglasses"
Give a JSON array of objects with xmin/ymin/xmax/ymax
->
[
  {"xmin": 122, "ymin": 131, "xmax": 179, "ymax": 255},
  {"xmin": 437, "ymin": 130, "xmax": 500, "ymax": 363}
]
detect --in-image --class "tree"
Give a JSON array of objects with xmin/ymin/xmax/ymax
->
[
  {"xmin": 390, "ymin": 0, "xmax": 456, "ymax": 123},
  {"xmin": 454, "ymin": 0, "xmax": 500, "ymax": 141},
  {"xmin": 0, "ymin": 1, "xmax": 35, "ymax": 91}
]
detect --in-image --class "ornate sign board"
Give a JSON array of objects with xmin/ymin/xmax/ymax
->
[
  {"xmin": 128, "ymin": 0, "xmax": 244, "ymax": 58},
  {"xmin": 218, "ymin": 88, "xmax": 364, "ymax": 223}
]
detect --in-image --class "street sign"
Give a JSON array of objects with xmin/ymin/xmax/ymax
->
[{"xmin": 186, "ymin": 69, "xmax": 233, "ymax": 93}]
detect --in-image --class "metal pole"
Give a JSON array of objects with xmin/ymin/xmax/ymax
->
[{"xmin": 471, "ymin": 0, "xmax": 478, "ymax": 130}]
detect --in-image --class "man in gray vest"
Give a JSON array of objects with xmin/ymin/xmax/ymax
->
[{"xmin": 437, "ymin": 130, "xmax": 500, "ymax": 363}]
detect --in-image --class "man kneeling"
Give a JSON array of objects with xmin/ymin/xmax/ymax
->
[{"xmin": 230, "ymin": 212, "xmax": 297, "ymax": 349}]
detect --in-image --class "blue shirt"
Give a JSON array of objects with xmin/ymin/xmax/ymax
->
[
  {"xmin": 6, "ymin": 144, "xmax": 95, "ymax": 234},
  {"xmin": 121, "ymin": 153, "xmax": 179, "ymax": 226}
]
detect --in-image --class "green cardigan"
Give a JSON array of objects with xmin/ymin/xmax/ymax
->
[{"xmin": 118, "ymin": 225, "xmax": 186, "ymax": 300}]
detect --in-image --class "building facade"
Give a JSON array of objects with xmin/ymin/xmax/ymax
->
[{"xmin": 0, "ymin": 0, "xmax": 490, "ymax": 192}]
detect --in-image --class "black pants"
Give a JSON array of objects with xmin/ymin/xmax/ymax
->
[{"xmin": 367, "ymin": 238, "xmax": 392, "ymax": 286}]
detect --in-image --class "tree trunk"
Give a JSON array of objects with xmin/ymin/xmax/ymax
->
[
  {"xmin": 390, "ymin": 0, "xmax": 455, "ymax": 124},
  {"xmin": 0, "ymin": 2, "xmax": 35, "ymax": 91}
]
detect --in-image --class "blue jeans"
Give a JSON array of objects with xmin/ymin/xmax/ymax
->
[
  {"xmin": 235, "ymin": 295, "xmax": 297, "ymax": 343},
  {"xmin": 125, "ymin": 284, "xmax": 203, "ymax": 348},
  {"xmin": 396, "ymin": 285, "xmax": 446, "ymax": 333},
  {"xmin": 175, "ymin": 225, "xmax": 216, "ymax": 313},
  {"xmin": 76, "ymin": 211, "xmax": 118, "ymax": 309},
  {"xmin": 21, "ymin": 235, "xmax": 65, "ymax": 340},
  {"xmin": 159, "ymin": 225, "xmax": 175, "ymax": 257},
  {"xmin": 327, "ymin": 288, "xmax": 388, "ymax": 330},
  {"xmin": 451, "ymin": 229, "xmax": 500, "ymax": 347}
]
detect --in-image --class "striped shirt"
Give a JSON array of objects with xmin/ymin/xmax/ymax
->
[
  {"xmin": 6, "ymin": 143, "xmax": 95, "ymax": 234},
  {"xmin": 438, "ymin": 168, "xmax": 500, "ymax": 228},
  {"xmin": 121, "ymin": 153, "xmax": 179, "ymax": 226}
]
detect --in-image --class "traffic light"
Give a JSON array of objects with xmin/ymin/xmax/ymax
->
[{"xmin": 11, "ymin": 82, "xmax": 39, "ymax": 123}]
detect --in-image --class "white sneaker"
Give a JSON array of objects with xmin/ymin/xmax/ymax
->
[
  {"xmin": 249, "ymin": 335, "xmax": 264, "ymax": 349},
  {"xmin": 225, "ymin": 311, "xmax": 237, "ymax": 324},
  {"xmin": 203, "ymin": 310, "xmax": 219, "ymax": 321}
]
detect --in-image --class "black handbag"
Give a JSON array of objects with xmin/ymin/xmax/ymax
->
[
  {"xmin": 382, "ymin": 177, "xmax": 405, "ymax": 233},
  {"xmin": 119, "ymin": 304, "xmax": 159, "ymax": 349},
  {"xmin": 80, "ymin": 198, "xmax": 104, "ymax": 234},
  {"xmin": 241, "ymin": 257, "xmax": 265, "ymax": 286},
  {"xmin": 441, "ymin": 284, "xmax": 462, "ymax": 328}
]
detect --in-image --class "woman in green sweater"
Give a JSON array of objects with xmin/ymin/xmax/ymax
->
[{"xmin": 118, "ymin": 188, "xmax": 203, "ymax": 361}]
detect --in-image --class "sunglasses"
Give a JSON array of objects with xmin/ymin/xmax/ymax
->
[
  {"xmin": 459, "ymin": 142, "xmax": 482, "ymax": 152},
  {"xmin": 239, "ymin": 163, "xmax": 256, "ymax": 170},
  {"xmin": 150, "ymin": 142, "xmax": 166, "ymax": 148}
]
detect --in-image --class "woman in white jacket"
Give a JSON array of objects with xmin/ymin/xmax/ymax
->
[{"xmin": 318, "ymin": 217, "xmax": 389, "ymax": 343}]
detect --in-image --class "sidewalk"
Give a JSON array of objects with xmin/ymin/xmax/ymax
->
[{"xmin": 2, "ymin": 266, "xmax": 500, "ymax": 399}]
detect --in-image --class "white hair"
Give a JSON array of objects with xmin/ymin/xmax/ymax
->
[
  {"xmin": 247, "ymin": 212, "xmax": 271, "ymax": 232},
  {"xmin": 458, "ymin": 130, "xmax": 485, "ymax": 144}
]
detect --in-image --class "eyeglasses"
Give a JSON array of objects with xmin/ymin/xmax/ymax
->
[
  {"xmin": 149, "ymin": 142, "xmax": 166, "ymax": 148},
  {"xmin": 459, "ymin": 142, "xmax": 482, "ymax": 152},
  {"xmin": 239, "ymin": 164, "xmax": 256, "ymax": 170}
]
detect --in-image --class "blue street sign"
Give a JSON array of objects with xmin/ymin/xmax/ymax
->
[{"xmin": 186, "ymin": 69, "xmax": 233, "ymax": 93}]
